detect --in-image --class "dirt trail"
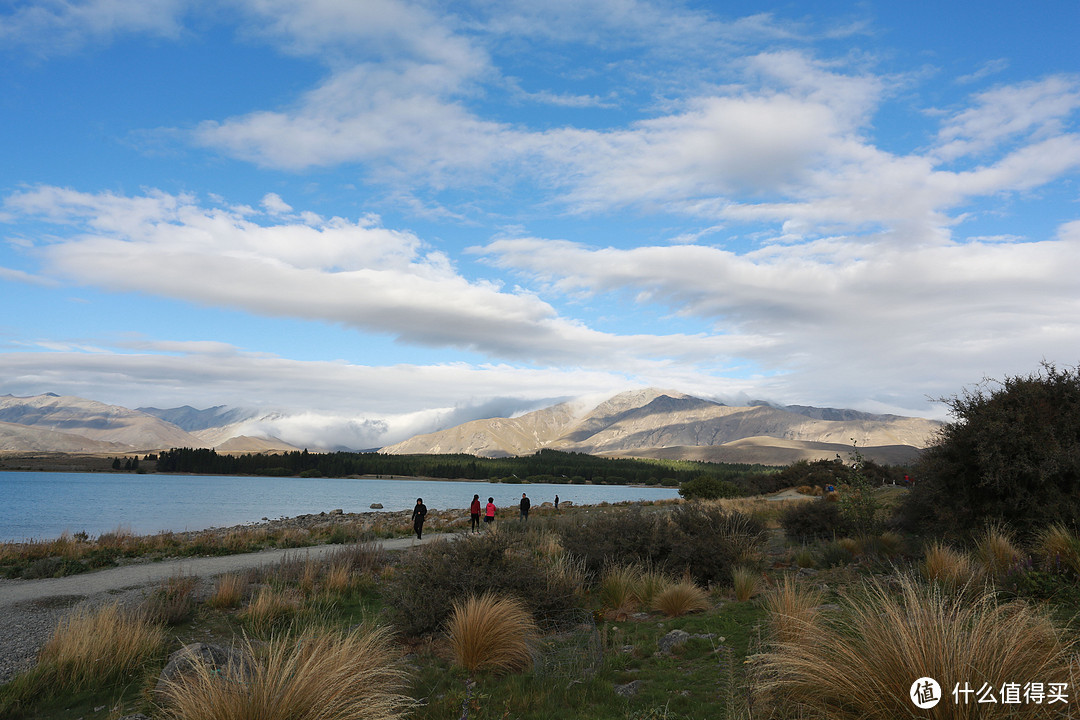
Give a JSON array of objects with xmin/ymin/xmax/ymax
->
[{"xmin": 0, "ymin": 532, "xmax": 455, "ymax": 608}]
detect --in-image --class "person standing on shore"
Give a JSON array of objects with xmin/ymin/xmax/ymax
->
[
  {"xmin": 412, "ymin": 498, "xmax": 427, "ymax": 540},
  {"xmin": 484, "ymin": 497, "xmax": 496, "ymax": 528},
  {"xmin": 555, "ymin": 494, "xmax": 560, "ymax": 511},
  {"xmin": 519, "ymin": 492, "xmax": 531, "ymax": 521},
  {"xmin": 469, "ymin": 494, "xmax": 482, "ymax": 533}
]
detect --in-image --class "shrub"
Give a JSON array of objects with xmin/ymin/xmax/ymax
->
[
  {"xmin": 446, "ymin": 593, "xmax": 539, "ymax": 674},
  {"xmin": 752, "ymin": 573, "xmax": 1076, "ymax": 719},
  {"xmin": 1033, "ymin": 523, "xmax": 1080, "ymax": 575},
  {"xmin": 382, "ymin": 531, "xmax": 581, "ymax": 637},
  {"xmin": 901, "ymin": 363, "xmax": 1080, "ymax": 535},
  {"xmin": 652, "ymin": 580, "xmax": 710, "ymax": 617},
  {"xmin": 157, "ymin": 625, "xmax": 410, "ymax": 720},
  {"xmin": 557, "ymin": 507, "xmax": 667, "ymax": 575},
  {"xmin": 665, "ymin": 503, "xmax": 765, "ymax": 586},
  {"xmin": 678, "ymin": 475, "xmax": 742, "ymax": 500},
  {"xmin": 38, "ymin": 601, "xmax": 165, "ymax": 689},
  {"xmin": 779, "ymin": 499, "xmax": 851, "ymax": 540}
]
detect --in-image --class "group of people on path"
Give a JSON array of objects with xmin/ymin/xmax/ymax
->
[{"xmin": 411, "ymin": 491, "xmax": 562, "ymax": 539}]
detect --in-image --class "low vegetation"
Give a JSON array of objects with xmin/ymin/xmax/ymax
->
[{"xmin": 7, "ymin": 363, "xmax": 1080, "ymax": 719}]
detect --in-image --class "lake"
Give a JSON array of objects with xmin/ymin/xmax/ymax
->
[{"xmin": 0, "ymin": 471, "xmax": 681, "ymax": 542}]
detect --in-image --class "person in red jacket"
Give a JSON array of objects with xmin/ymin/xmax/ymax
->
[
  {"xmin": 484, "ymin": 497, "xmax": 497, "ymax": 528},
  {"xmin": 469, "ymin": 494, "xmax": 482, "ymax": 533}
]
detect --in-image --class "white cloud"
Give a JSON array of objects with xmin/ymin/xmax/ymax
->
[
  {"xmin": 0, "ymin": 0, "xmax": 187, "ymax": 56},
  {"xmin": 2, "ymin": 186, "xmax": 747, "ymax": 370}
]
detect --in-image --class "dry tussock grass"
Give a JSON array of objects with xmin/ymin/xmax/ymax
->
[
  {"xmin": 761, "ymin": 575, "xmax": 824, "ymax": 645},
  {"xmin": 652, "ymin": 579, "xmax": 710, "ymax": 617},
  {"xmin": 157, "ymin": 625, "xmax": 410, "ymax": 720},
  {"xmin": 446, "ymin": 592, "xmax": 538, "ymax": 674},
  {"xmin": 975, "ymin": 522, "xmax": 1023, "ymax": 578},
  {"xmin": 1034, "ymin": 524, "xmax": 1080, "ymax": 574},
  {"xmin": 600, "ymin": 563, "xmax": 642, "ymax": 616},
  {"xmin": 208, "ymin": 572, "xmax": 249, "ymax": 609},
  {"xmin": 38, "ymin": 601, "xmax": 165, "ymax": 689},
  {"xmin": 240, "ymin": 587, "xmax": 303, "ymax": 633},
  {"xmin": 753, "ymin": 573, "xmax": 1076, "ymax": 719},
  {"xmin": 732, "ymin": 565, "xmax": 760, "ymax": 601},
  {"xmin": 923, "ymin": 541, "xmax": 983, "ymax": 591}
]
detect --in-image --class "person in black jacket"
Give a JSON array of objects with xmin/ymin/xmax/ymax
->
[
  {"xmin": 412, "ymin": 497, "xmax": 427, "ymax": 539},
  {"xmin": 519, "ymin": 492, "xmax": 530, "ymax": 521}
]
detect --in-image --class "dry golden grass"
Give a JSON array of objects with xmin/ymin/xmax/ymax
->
[
  {"xmin": 731, "ymin": 565, "xmax": 760, "ymax": 601},
  {"xmin": 446, "ymin": 592, "xmax": 538, "ymax": 674},
  {"xmin": 239, "ymin": 587, "xmax": 303, "ymax": 633},
  {"xmin": 761, "ymin": 575, "xmax": 824, "ymax": 645},
  {"xmin": 1034, "ymin": 523, "xmax": 1080, "ymax": 574},
  {"xmin": 752, "ymin": 573, "xmax": 1076, "ymax": 719},
  {"xmin": 923, "ymin": 540, "xmax": 983, "ymax": 590},
  {"xmin": 633, "ymin": 564, "xmax": 674, "ymax": 607},
  {"xmin": 38, "ymin": 601, "xmax": 165, "ymax": 689},
  {"xmin": 323, "ymin": 562, "xmax": 356, "ymax": 595},
  {"xmin": 157, "ymin": 625, "xmax": 411, "ymax": 720},
  {"xmin": 836, "ymin": 537, "xmax": 861, "ymax": 557},
  {"xmin": 208, "ymin": 572, "xmax": 249, "ymax": 609},
  {"xmin": 141, "ymin": 573, "xmax": 199, "ymax": 625},
  {"xmin": 600, "ymin": 563, "xmax": 642, "ymax": 615},
  {"xmin": 975, "ymin": 522, "xmax": 1023, "ymax": 578},
  {"xmin": 652, "ymin": 579, "xmax": 710, "ymax": 617}
]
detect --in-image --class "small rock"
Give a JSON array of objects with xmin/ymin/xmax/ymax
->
[
  {"xmin": 155, "ymin": 642, "xmax": 252, "ymax": 698},
  {"xmin": 657, "ymin": 629, "xmax": 690, "ymax": 654},
  {"xmin": 370, "ymin": 503, "xmax": 384, "ymax": 509},
  {"xmin": 330, "ymin": 508, "xmax": 343, "ymax": 515},
  {"xmin": 797, "ymin": 567, "xmax": 819, "ymax": 576},
  {"xmin": 614, "ymin": 680, "xmax": 640, "ymax": 698}
]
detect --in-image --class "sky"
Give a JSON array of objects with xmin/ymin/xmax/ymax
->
[{"xmin": 1, "ymin": 0, "xmax": 1079, "ymax": 449}]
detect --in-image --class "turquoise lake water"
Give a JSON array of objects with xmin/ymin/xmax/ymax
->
[{"xmin": 0, "ymin": 471, "xmax": 680, "ymax": 542}]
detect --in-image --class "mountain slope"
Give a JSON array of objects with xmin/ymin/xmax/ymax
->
[
  {"xmin": 0, "ymin": 394, "xmax": 203, "ymax": 450},
  {"xmin": 380, "ymin": 389, "xmax": 942, "ymax": 465}
]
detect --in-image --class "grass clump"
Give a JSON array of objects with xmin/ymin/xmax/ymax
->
[
  {"xmin": 599, "ymin": 563, "xmax": 643, "ymax": 616},
  {"xmin": 651, "ymin": 579, "xmax": 710, "ymax": 617},
  {"xmin": 141, "ymin": 573, "xmax": 199, "ymax": 625},
  {"xmin": 761, "ymin": 575, "xmax": 824, "ymax": 645},
  {"xmin": 752, "ymin": 573, "xmax": 1076, "ymax": 719},
  {"xmin": 974, "ymin": 522, "xmax": 1023, "ymax": 579},
  {"xmin": 731, "ymin": 565, "xmax": 760, "ymax": 601},
  {"xmin": 208, "ymin": 572, "xmax": 249, "ymax": 609},
  {"xmin": 239, "ymin": 587, "xmax": 303, "ymax": 634},
  {"xmin": 446, "ymin": 592, "xmax": 538, "ymax": 674},
  {"xmin": 157, "ymin": 625, "xmax": 410, "ymax": 720},
  {"xmin": 922, "ymin": 540, "xmax": 982, "ymax": 590},
  {"xmin": 39, "ymin": 601, "xmax": 165, "ymax": 690}
]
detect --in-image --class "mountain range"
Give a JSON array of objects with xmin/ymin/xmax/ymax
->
[
  {"xmin": 0, "ymin": 389, "xmax": 942, "ymax": 466},
  {"xmin": 379, "ymin": 388, "xmax": 942, "ymax": 465}
]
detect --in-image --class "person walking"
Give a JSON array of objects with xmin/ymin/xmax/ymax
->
[
  {"xmin": 412, "ymin": 497, "xmax": 427, "ymax": 540},
  {"xmin": 519, "ymin": 492, "xmax": 531, "ymax": 521},
  {"xmin": 484, "ymin": 497, "xmax": 497, "ymax": 528},
  {"xmin": 469, "ymin": 494, "xmax": 482, "ymax": 533},
  {"xmin": 554, "ymin": 494, "xmax": 560, "ymax": 511}
]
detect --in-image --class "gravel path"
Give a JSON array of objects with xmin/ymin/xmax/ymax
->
[{"xmin": 0, "ymin": 532, "xmax": 457, "ymax": 684}]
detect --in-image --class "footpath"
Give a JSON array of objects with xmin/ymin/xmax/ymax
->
[{"xmin": 0, "ymin": 531, "xmax": 457, "ymax": 608}]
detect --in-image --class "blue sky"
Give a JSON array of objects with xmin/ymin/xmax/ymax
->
[{"xmin": 1, "ymin": 0, "xmax": 1079, "ymax": 449}]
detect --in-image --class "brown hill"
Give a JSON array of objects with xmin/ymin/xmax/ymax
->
[{"xmin": 380, "ymin": 389, "xmax": 941, "ymax": 465}]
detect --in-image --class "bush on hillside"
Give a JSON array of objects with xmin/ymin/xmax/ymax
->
[
  {"xmin": 678, "ymin": 475, "xmax": 743, "ymax": 500},
  {"xmin": 780, "ymin": 500, "xmax": 852, "ymax": 540},
  {"xmin": 556, "ymin": 504, "xmax": 765, "ymax": 586},
  {"xmin": 381, "ymin": 531, "xmax": 580, "ymax": 637},
  {"xmin": 899, "ymin": 362, "xmax": 1080, "ymax": 536},
  {"xmin": 556, "ymin": 507, "xmax": 668, "ymax": 575}
]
